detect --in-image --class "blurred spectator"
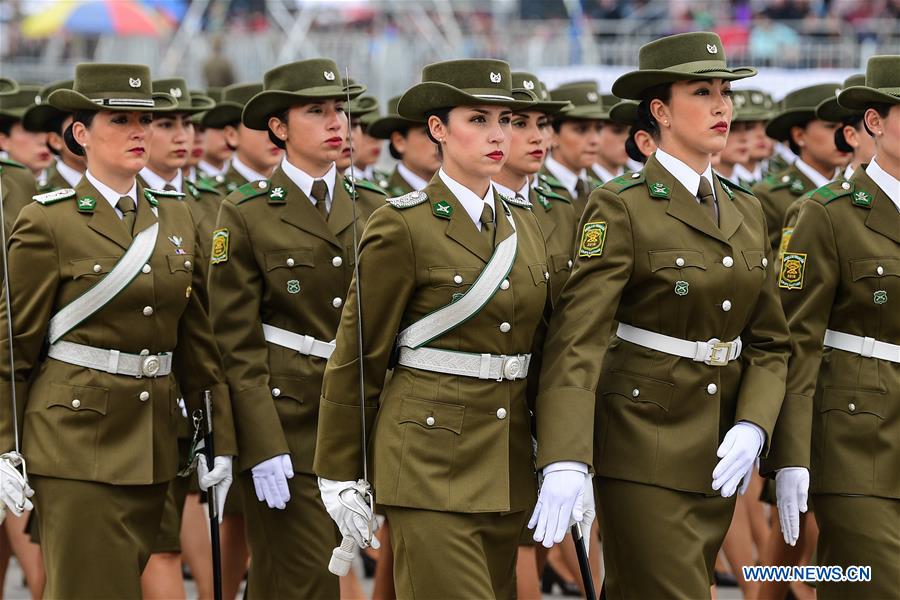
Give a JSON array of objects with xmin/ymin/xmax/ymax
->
[
  {"xmin": 582, "ymin": 0, "xmax": 626, "ymax": 19},
  {"xmin": 520, "ymin": 0, "xmax": 568, "ymax": 19},
  {"xmin": 202, "ymin": 36, "xmax": 235, "ymax": 88},
  {"xmin": 763, "ymin": 0, "xmax": 811, "ymax": 19},
  {"xmin": 749, "ymin": 11, "xmax": 801, "ymax": 65}
]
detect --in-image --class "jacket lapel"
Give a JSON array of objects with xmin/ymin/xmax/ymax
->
[
  {"xmin": 493, "ymin": 191, "xmax": 515, "ymax": 247},
  {"xmin": 133, "ymin": 182, "xmax": 159, "ymax": 235},
  {"xmin": 714, "ymin": 176, "xmax": 744, "ymax": 240},
  {"xmin": 274, "ymin": 168, "xmax": 342, "ymax": 249},
  {"xmin": 428, "ymin": 176, "xmax": 493, "ymax": 263},
  {"xmin": 79, "ymin": 179, "xmax": 133, "ymax": 250},
  {"xmin": 328, "ymin": 175, "xmax": 355, "ymax": 240},
  {"xmin": 856, "ymin": 169, "xmax": 900, "ymax": 244},
  {"xmin": 389, "ymin": 168, "xmax": 414, "ymax": 195}
]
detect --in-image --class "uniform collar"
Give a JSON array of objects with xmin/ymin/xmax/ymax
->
[
  {"xmin": 591, "ymin": 163, "xmax": 623, "ymax": 183},
  {"xmin": 773, "ymin": 141, "xmax": 797, "ymax": 165},
  {"xmin": 544, "ymin": 154, "xmax": 587, "ymax": 198},
  {"xmin": 843, "ymin": 164, "xmax": 855, "ymax": 180},
  {"xmin": 85, "ymin": 170, "xmax": 148, "ymax": 216},
  {"xmin": 733, "ymin": 163, "xmax": 759, "ymax": 184},
  {"xmin": 198, "ymin": 159, "xmax": 229, "ymax": 177},
  {"xmin": 231, "ymin": 154, "xmax": 269, "ymax": 184},
  {"xmin": 438, "ymin": 168, "xmax": 492, "ymax": 231},
  {"xmin": 397, "ymin": 162, "xmax": 430, "ymax": 191},
  {"xmin": 865, "ymin": 157, "xmax": 900, "ymax": 212},
  {"xmin": 794, "ymin": 158, "xmax": 837, "ymax": 189},
  {"xmin": 355, "ymin": 164, "xmax": 375, "ymax": 181},
  {"xmin": 654, "ymin": 147, "xmax": 716, "ymax": 200},
  {"xmin": 492, "ymin": 178, "xmax": 530, "ymax": 200},
  {"xmin": 280, "ymin": 157, "xmax": 337, "ymax": 211},
  {"xmin": 139, "ymin": 167, "xmax": 182, "ymax": 193},
  {"xmin": 184, "ymin": 166, "xmax": 197, "ymax": 183},
  {"xmin": 55, "ymin": 159, "xmax": 84, "ymax": 188}
]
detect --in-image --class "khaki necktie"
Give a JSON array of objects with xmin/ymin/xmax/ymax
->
[
  {"xmin": 480, "ymin": 202, "xmax": 495, "ymax": 244},
  {"xmin": 117, "ymin": 196, "xmax": 136, "ymax": 237},
  {"xmin": 575, "ymin": 178, "xmax": 591, "ymax": 203},
  {"xmin": 163, "ymin": 183, "xmax": 177, "ymax": 192},
  {"xmin": 697, "ymin": 177, "xmax": 718, "ymax": 226},
  {"xmin": 311, "ymin": 179, "xmax": 329, "ymax": 221}
]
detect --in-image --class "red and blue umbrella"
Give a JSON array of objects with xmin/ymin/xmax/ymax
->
[{"xmin": 22, "ymin": 0, "xmax": 179, "ymax": 38}]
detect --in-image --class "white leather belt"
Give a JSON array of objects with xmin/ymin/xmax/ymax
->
[
  {"xmin": 47, "ymin": 340, "xmax": 173, "ymax": 378},
  {"xmin": 823, "ymin": 329, "xmax": 900, "ymax": 363},
  {"xmin": 397, "ymin": 347, "xmax": 531, "ymax": 381},
  {"xmin": 616, "ymin": 323, "xmax": 742, "ymax": 366},
  {"xmin": 262, "ymin": 324, "xmax": 335, "ymax": 359}
]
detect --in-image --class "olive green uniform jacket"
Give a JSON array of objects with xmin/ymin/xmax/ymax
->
[
  {"xmin": 752, "ymin": 163, "xmax": 815, "ymax": 253},
  {"xmin": 537, "ymin": 165, "xmax": 602, "ymax": 219},
  {"xmin": 535, "ymin": 156, "xmax": 790, "ymax": 495},
  {"xmin": 208, "ymin": 166, "xmax": 378, "ymax": 473},
  {"xmin": 761, "ymin": 167, "xmax": 900, "ymax": 499},
  {"xmin": 0, "ymin": 178, "xmax": 236, "ymax": 485},
  {"xmin": 314, "ymin": 175, "xmax": 550, "ymax": 513},
  {"xmin": 1, "ymin": 158, "xmax": 36, "ymax": 241},
  {"xmin": 384, "ymin": 167, "xmax": 415, "ymax": 198},
  {"xmin": 530, "ymin": 181, "xmax": 577, "ymax": 304}
]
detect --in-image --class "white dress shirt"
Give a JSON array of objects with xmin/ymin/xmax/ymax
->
[
  {"xmin": 438, "ymin": 168, "xmax": 493, "ymax": 231},
  {"xmin": 199, "ymin": 159, "xmax": 229, "ymax": 178},
  {"xmin": 492, "ymin": 179, "xmax": 530, "ymax": 201},
  {"xmin": 544, "ymin": 154, "xmax": 589, "ymax": 199},
  {"xmin": 139, "ymin": 167, "xmax": 183, "ymax": 193},
  {"xmin": 866, "ymin": 157, "xmax": 900, "ymax": 213},
  {"xmin": 85, "ymin": 170, "xmax": 157, "ymax": 218},
  {"xmin": 655, "ymin": 147, "xmax": 716, "ymax": 202},
  {"xmin": 55, "ymin": 159, "xmax": 84, "ymax": 188},
  {"xmin": 231, "ymin": 155, "xmax": 269, "ymax": 184},
  {"xmin": 591, "ymin": 163, "xmax": 623, "ymax": 183},
  {"xmin": 794, "ymin": 158, "xmax": 838, "ymax": 190},
  {"xmin": 397, "ymin": 162, "xmax": 430, "ymax": 191},
  {"xmin": 281, "ymin": 157, "xmax": 337, "ymax": 213}
]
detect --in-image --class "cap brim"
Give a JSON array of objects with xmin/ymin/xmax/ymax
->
[
  {"xmin": 838, "ymin": 86, "xmax": 900, "ymax": 110},
  {"xmin": 815, "ymin": 97, "xmax": 858, "ymax": 123},
  {"xmin": 397, "ymin": 81, "xmax": 534, "ymax": 122},
  {"xmin": 611, "ymin": 66, "xmax": 757, "ymax": 100},
  {"xmin": 157, "ymin": 93, "xmax": 218, "ymax": 116},
  {"xmin": 23, "ymin": 103, "xmax": 68, "ymax": 132},
  {"xmin": 47, "ymin": 88, "xmax": 178, "ymax": 113},
  {"xmin": 200, "ymin": 102, "xmax": 243, "ymax": 129},
  {"xmin": 555, "ymin": 105, "xmax": 610, "ymax": 120},
  {"xmin": 765, "ymin": 108, "xmax": 816, "ymax": 141},
  {"xmin": 367, "ymin": 115, "xmax": 423, "ymax": 139},
  {"xmin": 732, "ymin": 109, "xmax": 774, "ymax": 123},
  {"xmin": 242, "ymin": 84, "xmax": 366, "ymax": 130},
  {"xmin": 608, "ymin": 101, "xmax": 638, "ymax": 125},
  {"xmin": 0, "ymin": 78, "xmax": 17, "ymax": 95}
]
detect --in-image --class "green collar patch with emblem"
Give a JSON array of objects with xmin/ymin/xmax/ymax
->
[
  {"xmin": 268, "ymin": 186, "xmax": 286, "ymax": 203},
  {"xmin": 648, "ymin": 182, "xmax": 670, "ymax": 199},
  {"xmin": 77, "ymin": 196, "xmax": 96, "ymax": 212},
  {"xmin": 852, "ymin": 190, "xmax": 873, "ymax": 207},
  {"xmin": 432, "ymin": 200, "xmax": 453, "ymax": 219}
]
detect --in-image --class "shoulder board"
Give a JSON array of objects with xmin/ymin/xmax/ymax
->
[
  {"xmin": 345, "ymin": 176, "xmax": 388, "ymax": 197},
  {"xmin": 33, "ymin": 188, "xmax": 75, "ymax": 205},
  {"xmin": 715, "ymin": 174, "xmax": 754, "ymax": 198},
  {"xmin": 500, "ymin": 193, "xmax": 532, "ymax": 209},
  {"xmin": 760, "ymin": 172, "xmax": 794, "ymax": 192},
  {"xmin": 603, "ymin": 171, "xmax": 644, "ymax": 193},
  {"xmin": 144, "ymin": 188, "xmax": 185, "ymax": 200},
  {"xmin": 534, "ymin": 182, "xmax": 568, "ymax": 202},
  {"xmin": 537, "ymin": 172, "xmax": 566, "ymax": 189},
  {"xmin": 386, "ymin": 190, "xmax": 428, "ymax": 209},
  {"xmin": 232, "ymin": 180, "xmax": 271, "ymax": 205},
  {"xmin": 0, "ymin": 157, "xmax": 27, "ymax": 170},
  {"xmin": 192, "ymin": 179, "xmax": 221, "ymax": 194},
  {"xmin": 810, "ymin": 180, "xmax": 868, "ymax": 207}
]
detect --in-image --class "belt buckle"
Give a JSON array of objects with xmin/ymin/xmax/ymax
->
[
  {"xmin": 141, "ymin": 355, "xmax": 161, "ymax": 378},
  {"xmin": 707, "ymin": 342, "xmax": 731, "ymax": 366},
  {"xmin": 501, "ymin": 356, "xmax": 522, "ymax": 381}
]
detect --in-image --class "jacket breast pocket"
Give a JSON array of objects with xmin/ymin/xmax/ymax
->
[
  {"xmin": 815, "ymin": 387, "xmax": 886, "ymax": 488},
  {"xmin": 428, "ymin": 267, "xmax": 482, "ymax": 289},
  {"xmin": 741, "ymin": 250, "xmax": 767, "ymax": 270},
  {"xmin": 167, "ymin": 253, "xmax": 195, "ymax": 274},
  {"xmin": 70, "ymin": 257, "xmax": 120, "ymax": 280},
  {"xmin": 46, "ymin": 383, "xmax": 108, "ymax": 465},
  {"xmin": 264, "ymin": 248, "xmax": 315, "ymax": 272},
  {"xmin": 550, "ymin": 253, "xmax": 573, "ymax": 274},
  {"xmin": 395, "ymin": 397, "xmax": 465, "ymax": 496},
  {"xmin": 850, "ymin": 257, "xmax": 899, "ymax": 283},
  {"xmin": 528, "ymin": 263, "xmax": 550, "ymax": 285},
  {"xmin": 649, "ymin": 249, "xmax": 707, "ymax": 272}
]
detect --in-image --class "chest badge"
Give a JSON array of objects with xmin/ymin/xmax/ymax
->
[
  {"xmin": 649, "ymin": 182, "xmax": 669, "ymax": 198},
  {"xmin": 77, "ymin": 196, "xmax": 96, "ymax": 212},
  {"xmin": 790, "ymin": 180, "xmax": 805, "ymax": 194},
  {"xmin": 674, "ymin": 280, "xmax": 690, "ymax": 296},
  {"xmin": 578, "ymin": 221, "xmax": 607, "ymax": 258},
  {"xmin": 779, "ymin": 252, "xmax": 807, "ymax": 290},
  {"xmin": 287, "ymin": 279, "xmax": 301, "ymax": 294},
  {"xmin": 874, "ymin": 290, "xmax": 888, "ymax": 305},
  {"xmin": 210, "ymin": 229, "xmax": 229, "ymax": 265},
  {"xmin": 852, "ymin": 190, "xmax": 873, "ymax": 207},
  {"xmin": 432, "ymin": 200, "xmax": 453, "ymax": 219},
  {"xmin": 168, "ymin": 235, "xmax": 186, "ymax": 254}
]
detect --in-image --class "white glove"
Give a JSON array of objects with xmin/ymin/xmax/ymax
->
[
  {"xmin": 177, "ymin": 398, "xmax": 188, "ymax": 419},
  {"xmin": 712, "ymin": 422, "xmax": 764, "ymax": 497},
  {"xmin": 0, "ymin": 453, "xmax": 33, "ymax": 517},
  {"xmin": 197, "ymin": 455, "xmax": 233, "ymax": 523},
  {"xmin": 251, "ymin": 454, "xmax": 294, "ymax": 510},
  {"xmin": 528, "ymin": 462, "xmax": 589, "ymax": 548},
  {"xmin": 318, "ymin": 478, "xmax": 380, "ymax": 550},
  {"xmin": 775, "ymin": 467, "xmax": 809, "ymax": 546}
]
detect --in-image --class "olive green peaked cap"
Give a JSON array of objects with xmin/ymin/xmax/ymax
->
[
  {"xmin": 732, "ymin": 89, "xmax": 777, "ymax": 122},
  {"xmin": 23, "ymin": 79, "xmax": 73, "ymax": 132},
  {"xmin": 0, "ymin": 85, "xmax": 42, "ymax": 121},
  {"xmin": 511, "ymin": 71, "xmax": 571, "ymax": 115},
  {"xmin": 200, "ymin": 82, "xmax": 262, "ymax": 129},
  {"xmin": 205, "ymin": 87, "xmax": 224, "ymax": 103},
  {"xmin": 152, "ymin": 78, "xmax": 215, "ymax": 114},
  {"xmin": 549, "ymin": 80, "xmax": 609, "ymax": 120},
  {"xmin": 47, "ymin": 63, "xmax": 176, "ymax": 112},
  {"xmin": 838, "ymin": 55, "xmax": 900, "ymax": 110},
  {"xmin": 815, "ymin": 74, "xmax": 866, "ymax": 122},
  {"xmin": 608, "ymin": 99, "xmax": 639, "ymax": 125},
  {"xmin": 367, "ymin": 95, "xmax": 423, "ymax": 139},
  {"xmin": 398, "ymin": 59, "xmax": 532, "ymax": 121},
  {"xmin": 765, "ymin": 82, "xmax": 841, "ymax": 141},
  {"xmin": 612, "ymin": 32, "xmax": 756, "ymax": 100},
  {"xmin": 0, "ymin": 78, "xmax": 16, "ymax": 95},
  {"xmin": 243, "ymin": 58, "xmax": 365, "ymax": 130}
]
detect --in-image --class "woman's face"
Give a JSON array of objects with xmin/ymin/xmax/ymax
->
[
  {"xmin": 0, "ymin": 122, "xmax": 52, "ymax": 176},
  {"xmin": 430, "ymin": 105, "xmax": 512, "ymax": 180},
  {"xmin": 745, "ymin": 120, "xmax": 770, "ymax": 161},
  {"xmin": 147, "ymin": 113, "xmax": 193, "ymax": 174},
  {"xmin": 654, "ymin": 78, "xmax": 734, "ymax": 157},
  {"xmin": 791, "ymin": 119, "xmax": 848, "ymax": 170},
  {"xmin": 552, "ymin": 119, "xmax": 601, "ymax": 171},
  {"xmin": 596, "ymin": 121, "xmax": 631, "ymax": 169},
  {"xmin": 270, "ymin": 99, "xmax": 345, "ymax": 172},
  {"xmin": 353, "ymin": 123, "xmax": 382, "ymax": 168},
  {"xmin": 188, "ymin": 125, "xmax": 204, "ymax": 168},
  {"xmin": 719, "ymin": 120, "xmax": 751, "ymax": 166},
  {"xmin": 74, "ymin": 110, "xmax": 152, "ymax": 176},
  {"xmin": 393, "ymin": 126, "xmax": 441, "ymax": 177},
  {"xmin": 224, "ymin": 123, "xmax": 283, "ymax": 174},
  {"xmin": 203, "ymin": 126, "xmax": 232, "ymax": 165},
  {"xmin": 505, "ymin": 110, "xmax": 548, "ymax": 177}
]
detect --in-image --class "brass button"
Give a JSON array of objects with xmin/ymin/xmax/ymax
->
[
  {"xmin": 675, "ymin": 257, "xmax": 685, "ymax": 267},
  {"xmin": 723, "ymin": 256, "xmax": 734, "ymax": 268},
  {"xmin": 332, "ymin": 256, "xmax": 343, "ymax": 267},
  {"xmin": 877, "ymin": 265, "xmax": 884, "ymax": 276},
  {"xmin": 258, "ymin": 181, "xmax": 267, "ymax": 189},
  {"xmin": 184, "ymin": 260, "xmax": 192, "ymax": 269},
  {"xmin": 762, "ymin": 257, "xmax": 769, "ymax": 268},
  {"xmin": 142, "ymin": 306, "xmax": 154, "ymax": 316},
  {"xmin": 425, "ymin": 416, "xmax": 435, "ymax": 427},
  {"xmin": 841, "ymin": 181, "xmax": 851, "ymax": 190},
  {"xmin": 500, "ymin": 279, "xmax": 510, "ymax": 290},
  {"xmin": 139, "ymin": 391, "xmax": 150, "ymax": 402},
  {"xmin": 848, "ymin": 403, "xmax": 856, "ymax": 412},
  {"xmin": 632, "ymin": 388, "xmax": 640, "ymax": 398},
  {"xmin": 71, "ymin": 399, "xmax": 81, "ymax": 408},
  {"xmin": 453, "ymin": 274, "xmax": 463, "ymax": 284}
]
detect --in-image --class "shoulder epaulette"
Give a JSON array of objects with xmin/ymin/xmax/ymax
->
[
  {"xmin": 232, "ymin": 180, "xmax": 271, "ymax": 205},
  {"xmin": 534, "ymin": 182, "xmax": 569, "ymax": 203},
  {"xmin": 603, "ymin": 171, "xmax": 644, "ymax": 193},
  {"xmin": 761, "ymin": 172, "xmax": 801, "ymax": 193},
  {"xmin": 500, "ymin": 193, "xmax": 532, "ymax": 209},
  {"xmin": 715, "ymin": 174, "xmax": 754, "ymax": 199},
  {"xmin": 386, "ymin": 190, "xmax": 428, "ymax": 209},
  {"xmin": 0, "ymin": 157, "xmax": 27, "ymax": 170},
  {"xmin": 810, "ymin": 180, "xmax": 872, "ymax": 207},
  {"xmin": 199, "ymin": 174, "xmax": 227, "ymax": 187},
  {"xmin": 344, "ymin": 176, "xmax": 388, "ymax": 197},
  {"xmin": 33, "ymin": 188, "xmax": 75, "ymax": 205},
  {"xmin": 537, "ymin": 172, "xmax": 565, "ymax": 189},
  {"xmin": 191, "ymin": 179, "xmax": 221, "ymax": 195}
]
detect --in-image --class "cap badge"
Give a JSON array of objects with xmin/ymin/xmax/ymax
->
[
  {"xmin": 523, "ymin": 80, "xmax": 535, "ymax": 90},
  {"xmin": 129, "ymin": 77, "xmax": 142, "ymax": 88},
  {"xmin": 706, "ymin": 44, "xmax": 718, "ymax": 54},
  {"xmin": 170, "ymin": 87, "xmax": 183, "ymax": 98},
  {"xmin": 586, "ymin": 91, "xmax": 599, "ymax": 103},
  {"xmin": 324, "ymin": 71, "xmax": 336, "ymax": 81},
  {"xmin": 490, "ymin": 72, "xmax": 502, "ymax": 84},
  {"xmin": 751, "ymin": 92, "xmax": 763, "ymax": 104}
]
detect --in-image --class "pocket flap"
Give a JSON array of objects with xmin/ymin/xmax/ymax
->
[
  {"xmin": 70, "ymin": 257, "xmax": 120, "ymax": 279},
  {"xmin": 529, "ymin": 263, "xmax": 550, "ymax": 285},
  {"xmin": 850, "ymin": 257, "xmax": 899, "ymax": 281},
  {"xmin": 264, "ymin": 248, "xmax": 315, "ymax": 272},
  {"xmin": 47, "ymin": 383, "xmax": 109, "ymax": 415},
  {"xmin": 600, "ymin": 370, "xmax": 674, "ymax": 411},
  {"xmin": 399, "ymin": 397, "xmax": 464, "ymax": 434},
  {"xmin": 428, "ymin": 267, "xmax": 483, "ymax": 288},
  {"xmin": 551, "ymin": 253, "xmax": 573, "ymax": 273},
  {"xmin": 741, "ymin": 250, "xmax": 766, "ymax": 270},
  {"xmin": 648, "ymin": 249, "xmax": 706, "ymax": 272},
  {"xmin": 820, "ymin": 387, "xmax": 886, "ymax": 418},
  {"xmin": 167, "ymin": 253, "xmax": 195, "ymax": 273},
  {"xmin": 268, "ymin": 375, "xmax": 307, "ymax": 404}
]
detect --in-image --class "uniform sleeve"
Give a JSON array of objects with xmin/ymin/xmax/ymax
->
[
  {"xmin": 314, "ymin": 206, "xmax": 417, "ymax": 481},
  {"xmin": 732, "ymin": 200, "xmax": 790, "ymax": 452},
  {"xmin": 761, "ymin": 199, "xmax": 838, "ymax": 474},
  {"xmin": 172, "ymin": 203, "xmax": 236, "ymax": 457},
  {"xmin": 0, "ymin": 205, "xmax": 60, "ymax": 453},
  {"xmin": 208, "ymin": 200, "xmax": 289, "ymax": 470},
  {"xmin": 535, "ymin": 189, "xmax": 634, "ymax": 470}
]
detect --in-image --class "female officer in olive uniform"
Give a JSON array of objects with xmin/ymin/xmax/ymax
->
[
  {"xmin": 0, "ymin": 63, "xmax": 236, "ymax": 598},
  {"xmin": 314, "ymin": 59, "xmax": 580, "ymax": 599},
  {"xmin": 761, "ymin": 54, "xmax": 900, "ymax": 599},
  {"xmin": 208, "ymin": 58, "xmax": 373, "ymax": 599},
  {"xmin": 532, "ymin": 33, "xmax": 791, "ymax": 598}
]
